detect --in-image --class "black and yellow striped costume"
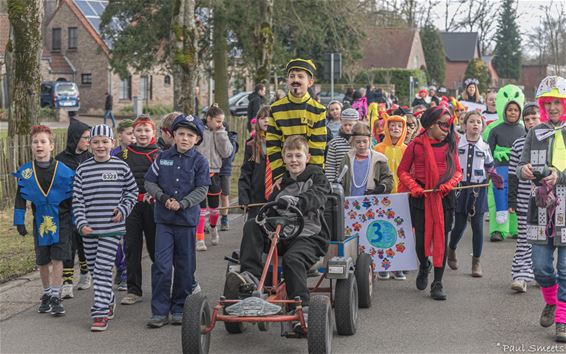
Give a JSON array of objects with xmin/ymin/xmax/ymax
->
[{"xmin": 266, "ymin": 92, "xmax": 327, "ymax": 180}]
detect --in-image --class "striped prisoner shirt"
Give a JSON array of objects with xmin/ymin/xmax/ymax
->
[
  {"xmin": 73, "ymin": 157, "xmax": 138, "ymax": 235},
  {"xmin": 267, "ymin": 92, "xmax": 327, "ymax": 180},
  {"xmin": 325, "ymin": 135, "xmax": 351, "ymax": 182},
  {"xmin": 508, "ymin": 135, "xmax": 535, "ymax": 281}
]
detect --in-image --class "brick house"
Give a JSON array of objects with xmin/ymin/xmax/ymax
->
[
  {"xmin": 440, "ymin": 32, "xmax": 481, "ymax": 92},
  {"xmin": 44, "ymin": 0, "xmax": 173, "ymax": 115},
  {"xmin": 362, "ymin": 27, "xmax": 427, "ymax": 70},
  {"xmin": 522, "ymin": 64, "xmax": 566, "ymax": 100}
]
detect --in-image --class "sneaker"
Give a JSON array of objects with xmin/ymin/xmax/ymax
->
[
  {"xmin": 223, "ymin": 271, "xmax": 247, "ymax": 300},
  {"xmin": 391, "ymin": 271, "xmax": 406, "ymax": 280},
  {"xmin": 210, "ymin": 227, "xmax": 219, "ymax": 246},
  {"xmin": 511, "ymin": 279, "xmax": 527, "ymax": 293},
  {"xmin": 77, "ymin": 273, "xmax": 92, "ymax": 290},
  {"xmin": 147, "ymin": 315, "xmax": 169, "ymax": 328},
  {"xmin": 61, "ymin": 283, "xmax": 74, "ymax": 299},
  {"xmin": 171, "ymin": 313, "xmax": 183, "ymax": 325},
  {"xmin": 38, "ymin": 294, "xmax": 51, "ymax": 313},
  {"xmin": 50, "ymin": 296, "xmax": 65, "ymax": 316},
  {"xmin": 416, "ymin": 261, "xmax": 432, "ymax": 291},
  {"xmin": 192, "ymin": 282, "xmax": 201, "ymax": 294},
  {"xmin": 107, "ymin": 302, "xmax": 116, "ymax": 320},
  {"xmin": 557, "ymin": 323, "xmax": 566, "ymax": 343},
  {"xmin": 220, "ymin": 216, "xmax": 229, "ymax": 231},
  {"xmin": 377, "ymin": 272, "xmax": 390, "ymax": 280},
  {"xmin": 117, "ymin": 280, "xmax": 127, "ymax": 291},
  {"xmin": 91, "ymin": 317, "xmax": 109, "ymax": 332},
  {"xmin": 120, "ymin": 293, "xmax": 142, "ymax": 305},
  {"xmin": 196, "ymin": 240, "xmax": 207, "ymax": 251},
  {"xmin": 490, "ymin": 232, "xmax": 503, "ymax": 242},
  {"xmin": 430, "ymin": 281, "xmax": 447, "ymax": 301},
  {"xmin": 541, "ymin": 304, "xmax": 557, "ymax": 328}
]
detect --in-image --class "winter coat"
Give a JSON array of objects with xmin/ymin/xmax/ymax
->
[
  {"xmin": 339, "ymin": 150, "xmax": 394, "ymax": 197},
  {"xmin": 55, "ymin": 118, "xmax": 92, "ymax": 170}
]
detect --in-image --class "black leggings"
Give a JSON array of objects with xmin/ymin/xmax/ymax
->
[
  {"xmin": 410, "ymin": 201, "xmax": 454, "ymax": 283},
  {"xmin": 449, "ymin": 212, "xmax": 484, "ymax": 258},
  {"xmin": 200, "ymin": 173, "xmax": 221, "ymax": 209}
]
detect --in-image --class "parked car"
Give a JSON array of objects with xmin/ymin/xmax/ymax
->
[
  {"xmin": 40, "ymin": 81, "xmax": 80, "ymax": 110},
  {"xmin": 318, "ymin": 91, "xmax": 345, "ymax": 106},
  {"xmin": 201, "ymin": 91, "xmax": 275, "ymax": 117}
]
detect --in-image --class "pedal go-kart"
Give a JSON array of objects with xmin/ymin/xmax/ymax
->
[{"xmin": 181, "ymin": 183, "xmax": 374, "ymax": 354}]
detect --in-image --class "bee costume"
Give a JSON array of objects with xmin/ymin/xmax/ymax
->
[{"xmin": 13, "ymin": 160, "xmax": 74, "ymax": 247}]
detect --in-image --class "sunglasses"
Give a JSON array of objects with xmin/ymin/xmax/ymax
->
[{"xmin": 436, "ymin": 121, "xmax": 451, "ymax": 130}]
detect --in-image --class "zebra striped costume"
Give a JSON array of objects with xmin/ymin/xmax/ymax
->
[{"xmin": 508, "ymin": 135, "xmax": 534, "ymax": 282}]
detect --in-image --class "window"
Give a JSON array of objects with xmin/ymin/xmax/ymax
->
[
  {"xmin": 52, "ymin": 28, "xmax": 61, "ymax": 51},
  {"xmin": 81, "ymin": 73, "xmax": 92, "ymax": 85},
  {"xmin": 140, "ymin": 76, "xmax": 149, "ymax": 100},
  {"xmin": 68, "ymin": 27, "xmax": 77, "ymax": 49},
  {"xmin": 164, "ymin": 75, "xmax": 171, "ymax": 87},
  {"xmin": 119, "ymin": 76, "xmax": 132, "ymax": 100}
]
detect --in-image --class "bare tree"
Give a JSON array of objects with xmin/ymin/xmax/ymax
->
[
  {"xmin": 456, "ymin": 0, "xmax": 498, "ymax": 54},
  {"xmin": 526, "ymin": 1, "xmax": 566, "ymax": 69}
]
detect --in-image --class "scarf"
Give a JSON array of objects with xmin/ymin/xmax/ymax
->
[{"xmin": 415, "ymin": 134, "xmax": 446, "ymax": 268}]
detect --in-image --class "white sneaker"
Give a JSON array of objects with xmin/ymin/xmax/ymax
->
[
  {"xmin": 61, "ymin": 284, "xmax": 74, "ymax": 299},
  {"xmin": 77, "ymin": 273, "xmax": 92, "ymax": 290},
  {"xmin": 196, "ymin": 240, "xmax": 207, "ymax": 251},
  {"xmin": 192, "ymin": 283, "xmax": 201, "ymax": 294},
  {"xmin": 496, "ymin": 211, "xmax": 508, "ymax": 225},
  {"xmin": 511, "ymin": 279, "xmax": 527, "ymax": 293},
  {"xmin": 210, "ymin": 227, "xmax": 219, "ymax": 245}
]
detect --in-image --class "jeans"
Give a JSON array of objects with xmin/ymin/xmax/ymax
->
[
  {"xmin": 449, "ymin": 212, "xmax": 484, "ymax": 258},
  {"xmin": 104, "ymin": 110, "xmax": 116, "ymax": 127},
  {"xmin": 532, "ymin": 238, "xmax": 566, "ymax": 302}
]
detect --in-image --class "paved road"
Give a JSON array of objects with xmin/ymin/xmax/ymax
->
[{"xmin": 0, "ymin": 214, "xmax": 559, "ymax": 353}]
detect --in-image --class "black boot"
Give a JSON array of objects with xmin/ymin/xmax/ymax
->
[
  {"xmin": 430, "ymin": 281, "xmax": 447, "ymax": 300},
  {"xmin": 416, "ymin": 260, "xmax": 432, "ymax": 291}
]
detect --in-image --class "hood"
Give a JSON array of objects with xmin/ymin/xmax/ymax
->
[
  {"xmin": 281, "ymin": 164, "xmax": 322, "ymax": 186},
  {"xmin": 381, "ymin": 115, "xmax": 407, "ymax": 148},
  {"xmin": 496, "ymin": 84, "xmax": 525, "ymax": 123},
  {"xmin": 65, "ymin": 118, "xmax": 91, "ymax": 154}
]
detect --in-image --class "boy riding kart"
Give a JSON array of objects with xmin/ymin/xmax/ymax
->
[{"xmin": 225, "ymin": 135, "xmax": 330, "ymax": 332}]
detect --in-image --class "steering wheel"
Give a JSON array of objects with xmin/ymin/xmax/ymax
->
[{"xmin": 255, "ymin": 201, "xmax": 304, "ymax": 241}]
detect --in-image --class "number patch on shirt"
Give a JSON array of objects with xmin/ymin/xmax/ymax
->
[
  {"xmin": 102, "ymin": 172, "xmax": 118, "ymax": 181},
  {"xmin": 160, "ymin": 159, "xmax": 174, "ymax": 166}
]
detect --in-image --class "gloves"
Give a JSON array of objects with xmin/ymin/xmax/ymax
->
[
  {"xmin": 159, "ymin": 194, "xmax": 171, "ymax": 204},
  {"xmin": 16, "ymin": 225, "xmax": 27, "ymax": 236},
  {"xmin": 409, "ymin": 185, "xmax": 424, "ymax": 198},
  {"xmin": 487, "ymin": 169, "xmax": 504, "ymax": 189},
  {"xmin": 439, "ymin": 183, "xmax": 452, "ymax": 196},
  {"xmin": 365, "ymin": 184, "xmax": 386, "ymax": 195},
  {"xmin": 276, "ymin": 195, "xmax": 299, "ymax": 210},
  {"xmin": 493, "ymin": 145, "xmax": 511, "ymax": 162}
]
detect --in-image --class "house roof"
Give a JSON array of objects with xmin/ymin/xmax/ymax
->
[
  {"xmin": 0, "ymin": 14, "xmax": 9, "ymax": 57},
  {"xmin": 362, "ymin": 27, "xmax": 419, "ymax": 69},
  {"xmin": 440, "ymin": 32, "xmax": 479, "ymax": 62},
  {"xmin": 48, "ymin": 53, "xmax": 75, "ymax": 74}
]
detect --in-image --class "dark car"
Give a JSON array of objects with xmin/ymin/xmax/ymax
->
[{"xmin": 40, "ymin": 81, "xmax": 80, "ymax": 110}]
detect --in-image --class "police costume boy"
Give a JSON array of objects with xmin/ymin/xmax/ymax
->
[{"xmin": 144, "ymin": 114, "xmax": 210, "ymax": 327}]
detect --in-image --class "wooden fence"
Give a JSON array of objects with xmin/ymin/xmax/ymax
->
[{"xmin": 0, "ymin": 116, "xmax": 249, "ymax": 212}]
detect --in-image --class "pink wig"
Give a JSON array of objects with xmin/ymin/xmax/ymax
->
[{"xmin": 537, "ymin": 96, "xmax": 566, "ymax": 122}]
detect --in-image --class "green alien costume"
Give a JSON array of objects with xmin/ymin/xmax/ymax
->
[{"xmin": 483, "ymin": 85, "xmax": 525, "ymax": 238}]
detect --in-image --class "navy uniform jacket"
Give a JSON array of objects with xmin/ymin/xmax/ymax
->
[{"xmin": 145, "ymin": 147, "xmax": 210, "ymax": 226}]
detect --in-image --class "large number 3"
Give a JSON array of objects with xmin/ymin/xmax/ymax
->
[{"xmin": 370, "ymin": 223, "xmax": 383, "ymax": 243}]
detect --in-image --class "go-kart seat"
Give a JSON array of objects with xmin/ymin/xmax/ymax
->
[{"xmin": 324, "ymin": 183, "xmax": 345, "ymax": 242}]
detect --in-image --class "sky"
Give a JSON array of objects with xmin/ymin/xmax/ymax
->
[{"xmin": 429, "ymin": 0, "xmax": 555, "ymax": 48}]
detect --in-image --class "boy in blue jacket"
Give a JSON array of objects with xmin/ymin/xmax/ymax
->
[{"xmin": 144, "ymin": 114, "xmax": 210, "ymax": 328}]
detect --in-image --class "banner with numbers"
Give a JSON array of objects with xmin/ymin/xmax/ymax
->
[{"xmin": 344, "ymin": 193, "xmax": 418, "ymax": 272}]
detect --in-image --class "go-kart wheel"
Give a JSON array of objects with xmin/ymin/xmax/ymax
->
[
  {"xmin": 224, "ymin": 315, "xmax": 246, "ymax": 334},
  {"xmin": 334, "ymin": 272, "xmax": 358, "ymax": 335},
  {"xmin": 307, "ymin": 295, "xmax": 333, "ymax": 354},
  {"xmin": 355, "ymin": 253, "xmax": 373, "ymax": 308},
  {"xmin": 257, "ymin": 321, "xmax": 269, "ymax": 332},
  {"xmin": 182, "ymin": 293, "xmax": 211, "ymax": 354}
]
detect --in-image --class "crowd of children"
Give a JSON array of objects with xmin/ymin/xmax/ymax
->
[{"xmin": 13, "ymin": 65, "xmax": 566, "ymax": 341}]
